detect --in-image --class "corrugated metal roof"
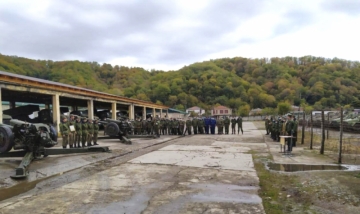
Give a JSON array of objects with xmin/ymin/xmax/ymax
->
[{"xmin": 0, "ymin": 70, "xmax": 167, "ymax": 108}]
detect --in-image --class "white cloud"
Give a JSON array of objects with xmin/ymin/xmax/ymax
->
[{"xmin": 0, "ymin": 0, "xmax": 359, "ymax": 71}]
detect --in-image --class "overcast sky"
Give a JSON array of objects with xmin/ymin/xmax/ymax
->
[{"xmin": 0, "ymin": 0, "xmax": 359, "ymax": 71}]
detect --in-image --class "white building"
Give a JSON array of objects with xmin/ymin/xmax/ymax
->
[{"xmin": 186, "ymin": 106, "xmax": 205, "ymax": 115}]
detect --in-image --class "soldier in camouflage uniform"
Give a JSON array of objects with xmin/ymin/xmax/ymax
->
[
  {"xmin": 179, "ymin": 118, "xmax": 185, "ymax": 135},
  {"xmin": 265, "ymin": 117, "xmax": 270, "ymax": 135},
  {"xmin": 81, "ymin": 118, "xmax": 88, "ymax": 147},
  {"xmin": 217, "ymin": 117, "xmax": 224, "ymax": 134},
  {"xmin": 224, "ymin": 116, "xmax": 230, "ymax": 134},
  {"xmin": 59, "ymin": 115, "xmax": 70, "ymax": 149},
  {"xmin": 185, "ymin": 118, "xmax": 192, "ymax": 135},
  {"xmin": 67, "ymin": 114, "xmax": 76, "ymax": 148},
  {"xmin": 293, "ymin": 117, "xmax": 298, "ymax": 147},
  {"xmin": 142, "ymin": 118, "xmax": 147, "ymax": 135},
  {"xmin": 173, "ymin": 118, "xmax": 180, "ymax": 135},
  {"xmin": 231, "ymin": 117, "xmax": 237, "ymax": 134},
  {"xmin": 237, "ymin": 116, "xmax": 243, "ymax": 134},
  {"xmin": 87, "ymin": 119, "xmax": 94, "ymax": 146},
  {"xmin": 153, "ymin": 116, "xmax": 160, "ymax": 137},
  {"xmin": 192, "ymin": 117, "xmax": 198, "ymax": 134},
  {"xmin": 75, "ymin": 116, "xmax": 82, "ymax": 148},
  {"xmin": 147, "ymin": 118, "xmax": 153, "ymax": 135},
  {"xmin": 134, "ymin": 117, "xmax": 141, "ymax": 135},
  {"xmin": 93, "ymin": 119, "xmax": 99, "ymax": 145},
  {"xmin": 160, "ymin": 118, "xmax": 166, "ymax": 135}
]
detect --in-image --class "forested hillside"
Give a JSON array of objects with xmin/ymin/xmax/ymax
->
[{"xmin": 1, "ymin": 54, "xmax": 360, "ymax": 113}]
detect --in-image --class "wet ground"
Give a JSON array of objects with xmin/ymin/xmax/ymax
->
[{"xmin": 0, "ymin": 123, "xmax": 266, "ymax": 214}]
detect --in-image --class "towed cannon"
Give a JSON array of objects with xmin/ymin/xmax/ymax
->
[
  {"xmin": 99, "ymin": 118, "xmax": 132, "ymax": 144},
  {"xmin": 99, "ymin": 118, "xmax": 158, "ymax": 144},
  {"xmin": 0, "ymin": 119, "xmax": 110, "ymax": 179}
]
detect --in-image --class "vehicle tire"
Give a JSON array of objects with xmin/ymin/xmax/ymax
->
[
  {"xmin": 0, "ymin": 126, "xmax": 15, "ymax": 153},
  {"xmin": 49, "ymin": 125, "xmax": 58, "ymax": 142},
  {"xmin": 105, "ymin": 122, "xmax": 120, "ymax": 136}
]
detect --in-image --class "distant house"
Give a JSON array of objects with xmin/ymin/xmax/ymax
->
[
  {"xmin": 186, "ymin": 106, "xmax": 205, "ymax": 115},
  {"xmin": 211, "ymin": 105, "xmax": 232, "ymax": 118},
  {"xmin": 291, "ymin": 105, "xmax": 303, "ymax": 111},
  {"xmin": 249, "ymin": 108, "xmax": 262, "ymax": 116}
]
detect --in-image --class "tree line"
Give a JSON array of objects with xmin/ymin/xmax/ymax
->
[{"xmin": 1, "ymin": 54, "xmax": 360, "ymax": 115}]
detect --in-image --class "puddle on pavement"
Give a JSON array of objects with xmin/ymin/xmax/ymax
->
[
  {"xmin": 0, "ymin": 174, "xmax": 58, "ymax": 202},
  {"xmin": 267, "ymin": 162, "xmax": 348, "ymax": 172}
]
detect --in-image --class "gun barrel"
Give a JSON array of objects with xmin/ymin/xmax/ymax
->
[{"xmin": 105, "ymin": 119, "xmax": 121, "ymax": 123}]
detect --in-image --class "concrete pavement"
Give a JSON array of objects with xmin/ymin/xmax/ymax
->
[{"xmin": 0, "ymin": 122, "xmax": 267, "ymax": 214}]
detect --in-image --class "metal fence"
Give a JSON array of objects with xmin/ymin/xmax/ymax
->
[{"xmin": 296, "ymin": 109, "xmax": 360, "ymax": 164}]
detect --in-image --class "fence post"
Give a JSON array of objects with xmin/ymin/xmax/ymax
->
[
  {"xmin": 320, "ymin": 110, "xmax": 325, "ymax": 154},
  {"xmin": 301, "ymin": 111, "xmax": 305, "ymax": 144},
  {"xmin": 338, "ymin": 107, "xmax": 343, "ymax": 164},
  {"xmin": 327, "ymin": 113, "xmax": 330, "ymax": 139},
  {"xmin": 310, "ymin": 111, "xmax": 313, "ymax": 150}
]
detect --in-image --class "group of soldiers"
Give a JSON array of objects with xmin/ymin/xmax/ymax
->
[
  {"xmin": 129, "ymin": 116, "xmax": 244, "ymax": 136},
  {"xmin": 59, "ymin": 114, "xmax": 99, "ymax": 149},
  {"xmin": 265, "ymin": 113, "xmax": 298, "ymax": 151}
]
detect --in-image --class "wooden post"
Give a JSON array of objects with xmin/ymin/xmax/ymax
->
[
  {"xmin": 310, "ymin": 112, "xmax": 313, "ymax": 150},
  {"xmin": 327, "ymin": 112, "xmax": 330, "ymax": 139},
  {"xmin": 338, "ymin": 107, "xmax": 343, "ymax": 163},
  {"xmin": 301, "ymin": 111, "xmax": 305, "ymax": 145},
  {"xmin": 320, "ymin": 110, "xmax": 325, "ymax": 154}
]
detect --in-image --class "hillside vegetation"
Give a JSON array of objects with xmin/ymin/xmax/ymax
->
[{"xmin": 1, "ymin": 54, "xmax": 360, "ymax": 113}]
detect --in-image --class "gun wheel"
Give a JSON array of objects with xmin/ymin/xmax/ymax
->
[{"xmin": 0, "ymin": 126, "xmax": 15, "ymax": 153}]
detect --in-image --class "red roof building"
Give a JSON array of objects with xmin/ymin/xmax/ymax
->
[{"xmin": 211, "ymin": 105, "xmax": 232, "ymax": 118}]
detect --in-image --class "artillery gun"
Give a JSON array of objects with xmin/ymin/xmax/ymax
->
[
  {"xmin": 100, "ymin": 118, "xmax": 158, "ymax": 144},
  {"xmin": 0, "ymin": 119, "xmax": 109, "ymax": 179}
]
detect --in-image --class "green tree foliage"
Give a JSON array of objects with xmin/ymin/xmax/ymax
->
[
  {"xmin": 1, "ymin": 54, "xmax": 360, "ymax": 110},
  {"xmin": 277, "ymin": 102, "xmax": 291, "ymax": 115},
  {"xmin": 238, "ymin": 104, "xmax": 250, "ymax": 116}
]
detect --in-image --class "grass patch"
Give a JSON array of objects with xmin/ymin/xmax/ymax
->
[{"xmin": 252, "ymin": 152, "xmax": 313, "ymax": 214}]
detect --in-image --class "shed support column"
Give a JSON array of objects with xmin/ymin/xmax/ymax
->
[
  {"xmin": 152, "ymin": 108, "xmax": 156, "ymax": 118},
  {"xmin": 87, "ymin": 100, "xmax": 94, "ymax": 120},
  {"xmin": 167, "ymin": 109, "xmax": 169, "ymax": 118},
  {"xmin": 112, "ymin": 102, "xmax": 117, "ymax": 120},
  {"xmin": 52, "ymin": 93, "xmax": 60, "ymax": 133},
  {"xmin": 143, "ymin": 106, "xmax": 146, "ymax": 120},
  {"xmin": 160, "ymin": 109, "xmax": 163, "ymax": 118},
  {"xmin": 0, "ymin": 87, "xmax": 2, "ymax": 123},
  {"xmin": 128, "ymin": 104, "xmax": 134, "ymax": 120},
  {"xmin": 9, "ymin": 101, "xmax": 16, "ymax": 109}
]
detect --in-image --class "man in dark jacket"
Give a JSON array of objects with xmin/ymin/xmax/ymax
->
[
  {"xmin": 204, "ymin": 116, "xmax": 210, "ymax": 134},
  {"xmin": 210, "ymin": 117, "xmax": 216, "ymax": 134}
]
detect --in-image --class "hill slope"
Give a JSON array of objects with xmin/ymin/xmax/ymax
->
[{"xmin": 1, "ymin": 54, "xmax": 360, "ymax": 112}]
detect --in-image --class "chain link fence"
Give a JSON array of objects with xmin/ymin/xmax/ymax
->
[{"xmin": 297, "ymin": 109, "xmax": 360, "ymax": 164}]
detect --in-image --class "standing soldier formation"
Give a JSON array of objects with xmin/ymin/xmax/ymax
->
[{"xmin": 58, "ymin": 115, "xmax": 100, "ymax": 149}]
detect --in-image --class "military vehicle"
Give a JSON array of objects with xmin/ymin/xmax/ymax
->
[
  {"xmin": 329, "ymin": 112, "xmax": 358, "ymax": 129},
  {"xmin": 342, "ymin": 116, "xmax": 360, "ymax": 132},
  {"xmin": 0, "ymin": 119, "xmax": 109, "ymax": 179}
]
